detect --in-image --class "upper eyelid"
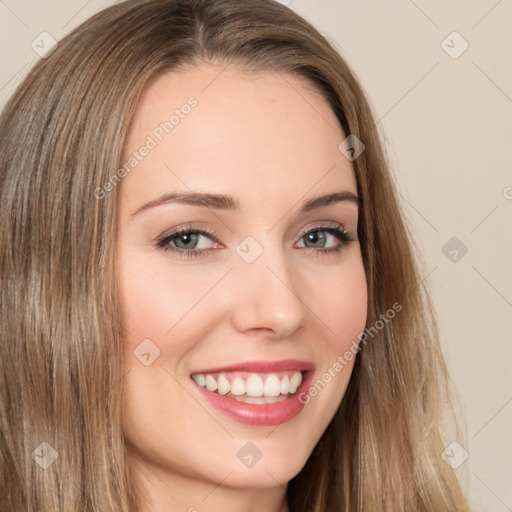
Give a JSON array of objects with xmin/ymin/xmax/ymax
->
[
  {"xmin": 162, "ymin": 222, "xmax": 347, "ymax": 237},
  {"xmin": 158, "ymin": 226, "xmax": 217, "ymax": 243},
  {"xmin": 298, "ymin": 222, "xmax": 347, "ymax": 235}
]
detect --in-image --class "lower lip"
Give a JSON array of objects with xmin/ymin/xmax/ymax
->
[{"xmin": 193, "ymin": 372, "xmax": 313, "ymax": 426}]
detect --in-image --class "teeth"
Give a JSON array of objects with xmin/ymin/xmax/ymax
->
[
  {"xmin": 263, "ymin": 375, "xmax": 281, "ymax": 397},
  {"xmin": 290, "ymin": 372, "xmax": 302, "ymax": 394},
  {"xmin": 217, "ymin": 374, "xmax": 230, "ymax": 395},
  {"xmin": 191, "ymin": 371, "xmax": 304, "ymax": 400},
  {"xmin": 205, "ymin": 375, "xmax": 217, "ymax": 392},
  {"xmin": 192, "ymin": 374, "xmax": 206, "ymax": 387},
  {"xmin": 246, "ymin": 374, "xmax": 263, "ymax": 397},
  {"xmin": 233, "ymin": 395, "xmax": 289, "ymax": 404},
  {"xmin": 280, "ymin": 375, "xmax": 290, "ymax": 394},
  {"xmin": 230, "ymin": 377, "xmax": 245, "ymax": 396}
]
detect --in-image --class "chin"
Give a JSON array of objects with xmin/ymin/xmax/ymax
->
[{"xmin": 216, "ymin": 461, "xmax": 306, "ymax": 489}]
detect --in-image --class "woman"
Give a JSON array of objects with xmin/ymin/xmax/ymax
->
[{"xmin": 0, "ymin": 0, "xmax": 471, "ymax": 510}]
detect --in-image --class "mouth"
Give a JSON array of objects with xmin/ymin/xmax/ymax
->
[
  {"xmin": 190, "ymin": 360, "xmax": 314, "ymax": 426},
  {"xmin": 192, "ymin": 369, "xmax": 305, "ymax": 404}
]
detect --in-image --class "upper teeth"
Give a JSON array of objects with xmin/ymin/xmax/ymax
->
[{"xmin": 191, "ymin": 371, "xmax": 303, "ymax": 397}]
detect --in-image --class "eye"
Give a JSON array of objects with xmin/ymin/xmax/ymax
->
[
  {"xmin": 156, "ymin": 226, "xmax": 220, "ymax": 259},
  {"xmin": 296, "ymin": 224, "xmax": 354, "ymax": 254},
  {"xmin": 155, "ymin": 223, "xmax": 355, "ymax": 259}
]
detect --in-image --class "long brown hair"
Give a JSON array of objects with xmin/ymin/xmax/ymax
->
[{"xmin": 0, "ymin": 0, "xmax": 470, "ymax": 510}]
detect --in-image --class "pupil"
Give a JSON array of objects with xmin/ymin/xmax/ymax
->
[
  {"xmin": 177, "ymin": 233, "xmax": 197, "ymax": 249},
  {"xmin": 307, "ymin": 231, "xmax": 325, "ymax": 248}
]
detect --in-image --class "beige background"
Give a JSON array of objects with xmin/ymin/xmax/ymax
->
[{"xmin": 1, "ymin": 0, "xmax": 511, "ymax": 509}]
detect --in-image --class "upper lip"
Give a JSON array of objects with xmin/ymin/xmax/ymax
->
[{"xmin": 191, "ymin": 359, "xmax": 315, "ymax": 374}]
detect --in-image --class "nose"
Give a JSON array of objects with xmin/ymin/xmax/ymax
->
[{"xmin": 227, "ymin": 242, "xmax": 306, "ymax": 339}]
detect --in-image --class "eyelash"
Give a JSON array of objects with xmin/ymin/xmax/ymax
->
[{"xmin": 155, "ymin": 223, "xmax": 354, "ymax": 259}]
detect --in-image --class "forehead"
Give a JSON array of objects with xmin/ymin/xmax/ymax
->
[{"xmin": 120, "ymin": 62, "xmax": 357, "ymax": 209}]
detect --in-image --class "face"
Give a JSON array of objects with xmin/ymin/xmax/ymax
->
[{"xmin": 116, "ymin": 62, "xmax": 367, "ymax": 507}]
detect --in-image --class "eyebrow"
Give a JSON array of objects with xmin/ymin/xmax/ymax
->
[{"xmin": 130, "ymin": 190, "xmax": 360, "ymax": 217}]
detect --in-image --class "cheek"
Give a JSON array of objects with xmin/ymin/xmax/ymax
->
[
  {"xmin": 311, "ymin": 254, "xmax": 368, "ymax": 347},
  {"xmin": 118, "ymin": 253, "xmax": 226, "ymax": 343},
  {"xmin": 301, "ymin": 255, "xmax": 367, "ymax": 407}
]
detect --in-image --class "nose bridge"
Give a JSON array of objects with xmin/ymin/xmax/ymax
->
[{"xmin": 228, "ymin": 235, "xmax": 306, "ymax": 337}]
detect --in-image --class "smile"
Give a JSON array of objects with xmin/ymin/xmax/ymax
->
[
  {"xmin": 191, "ymin": 370, "xmax": 304, "ymax": 404},
  {"xmin": 190, "ymin": 360, "xmax": 314, "ymax": 426}
]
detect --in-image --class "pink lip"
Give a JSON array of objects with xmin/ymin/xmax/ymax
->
[
  {"xmin": 190, "ymin": 360, "xmax": 315, "ymax": 427},
  {"xmin": 192, "ymin": 359, "xmax": 315, "ymax": 374}
]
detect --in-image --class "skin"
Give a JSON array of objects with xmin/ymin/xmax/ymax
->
[{"xmin": 117, "ymin": 62, "xmax": 368, "ymax": 512}]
